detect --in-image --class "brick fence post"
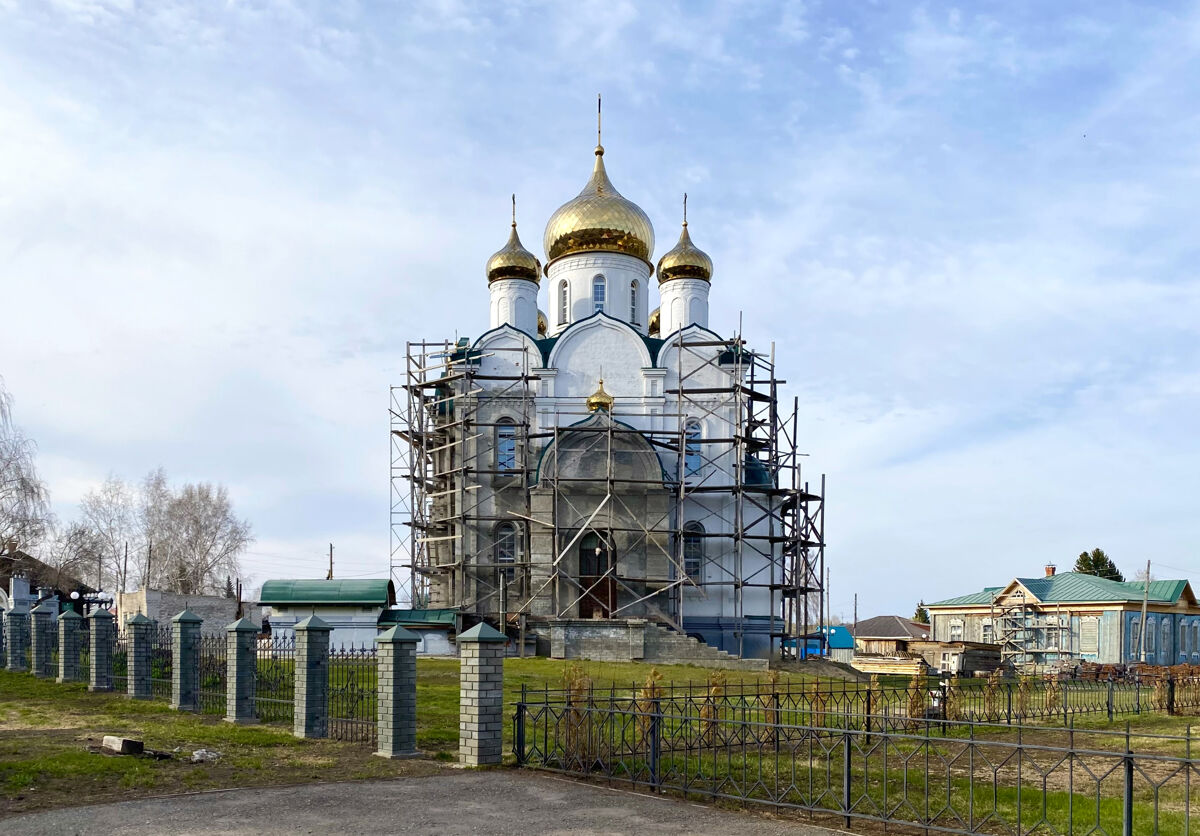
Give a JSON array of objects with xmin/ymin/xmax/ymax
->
[
  {"xmin": 294, "ymin": 616, "xmax": 331, "ymax": 739},
  {"xmin": 6, "ymin": 605, "xmax": 29, "ymax": 672},
  {"xmin": 57, "ymin": 609, "xmax": 83, "ymax": 683},
  {"xmin": 171, "ymin": 610, "xmax": 202, "ymax": 711},
  {"xmin": 225, "ymin": 618, "xmax": 258, "ymax": 724},
  {"xmin": 0, "ymin": 606, "xmax": 7, "ymax": 671},
  {"xmin": 127, "ymin": 613, "xmax": 153, "ymax": 699},
  {"xmin": 458, "ymin": 622, "xmax": 506, "ymax": 766},
  {"xmin": 376, "ymin": 626, "xmax": 420, "ymax": 759},
  {"xmin": 89, "ymin": 608, "xmax": 115, "ymax": 692},
  {"xmin": 31, "ymin": 603, "xmax": 54, "ymax": 677}
]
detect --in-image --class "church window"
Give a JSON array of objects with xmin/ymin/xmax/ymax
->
[
  {"xmin": 494, "ymin": 522, "xmax": 517, "ymax": 583},
  {"xmin": 496, "ymin": 418, "xmax": 517, "ymax": 472},
  {"xmin": 1146, "ymin": 617, "xmax": 1156, "ymax": 652},
  {"xmin": 630, "ymin": 280, "xmax": 638, "ymax": 323},
  {"xmin": 559, "ymin": 281, "xmax": 568, "ymax": 325},
  {"xmin": 683, "ymin": 522, "xmax": 704, "ymax": 580},
  {"xmin": 592, "ymin": 275, "xmax": 606, "ymax": 313},
  {"xmin": 684, "ymin": 419, "xmax": 702, "ymax": 475}
]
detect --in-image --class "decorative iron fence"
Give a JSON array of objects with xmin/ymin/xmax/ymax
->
[
  {"xmin": 527, "ymin": 674, "xmax": 1200, "ymax": 728},
  {"xmin": 329, "ymin": 644, "xmax": 377, "ymax": 745},
  {"xmin": 198, "ymin": 633, "xmax": 227, "ymax": 714},
  {"xmin": 255, "ymin": 636, "xmax": 295, "ymax": 723},
  {"xmin": 111, "ymin": 631, "xmax": 129, "ymax": 692},
  {"xmin": 514, "ymin": 697, "xmax": 1199, "ymax": 835},
  {"xmin": 150, "ymin": 626, "xmax": 173, "ymax": 700}
]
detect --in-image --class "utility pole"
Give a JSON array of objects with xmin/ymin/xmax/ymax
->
[
  {"xmin": 853, "ymin": 592, "xmax": 858, "ymax": 639},
  {"xmin": 143, "ymin": 540, "xmax": 152, "ymax": 588},
  {"xmin": 122, "ymin": 542, "xmax": 128, "ymax": 594},
  {"xmin": 1138, "ymin": 559, "xmax": 1151, "ymax": 663},
  {"xmin": 327, "ymin": 543, "xmax": 334, "ymax": 581}
]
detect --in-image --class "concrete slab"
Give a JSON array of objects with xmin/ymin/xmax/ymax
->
[{"xmin": 2, "ymin": 769, "xmax": 837, "ymax": 835}]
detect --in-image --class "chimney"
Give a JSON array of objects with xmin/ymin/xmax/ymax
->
[{"xmin": 1045, "ymin": 563, "xmax": 1056, "ymax": 577}]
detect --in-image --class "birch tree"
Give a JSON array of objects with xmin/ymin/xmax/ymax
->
[{"xmin": 0, "ymin": 378, "xmax": 51, "ymax": 552}]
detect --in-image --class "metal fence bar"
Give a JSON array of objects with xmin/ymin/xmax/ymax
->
[{"xmin": 328, "ymin": 644, "xmax": 377, "ymax": 745}]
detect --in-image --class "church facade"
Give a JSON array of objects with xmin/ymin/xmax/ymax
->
[{"xmin": 391, "ymin": 138, "xmax": 824, "ymax": 661}]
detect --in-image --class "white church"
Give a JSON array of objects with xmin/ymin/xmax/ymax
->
[{"xmin": 392, "ymin": 130, "xmax": 824, "ymax": 663}]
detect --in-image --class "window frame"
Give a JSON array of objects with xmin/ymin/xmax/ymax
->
[
  {"xmin": 494, "ymin": 521, "xmax": 518, "ymax": 584},
  {"xmin": 592, "ymin": 274, "xmax": 606, "ymax": 314},
  {"xmin": 629, "ymin": 279, "xmax": 638, "ymax": 323},
  {"xmin": 559, "ymin": 281, "xmax": 569, "ymax": 325},
  {"xmin": 495, "ymin": 418, "xmax": 517, "ymax": 472},
  {"xmin": 684, "ymin": 418, "xmax": 702, "ymax": 476},
  {"xmin": 682, "ymin": 521, "xmax": 704, "ymax": 581}
]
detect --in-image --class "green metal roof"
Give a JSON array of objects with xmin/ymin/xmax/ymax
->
[
  {"xmin": 377, "ymin": 608, "xmax": 456, "ymax": 628},
  {"xmin": 258, "ymin": 579, "xmax": 395, "ymax": 607},
  {"xmin": 929, "ymin": 573, "xmax": 1193, "ymax": 608}
]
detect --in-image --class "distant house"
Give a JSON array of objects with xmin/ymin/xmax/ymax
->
[
  {"xmin": 926, "ymin": 566, "xmax": 1200, "ymax": 669},
  {"xmin": 259, "ymin": 579, "xmax": 396, "ymax": 647},
  {"xmin": 115, "ymin": 588, "xmax": 261, "ymax": 636},
  {"xmin": 851, "ymin": 615, "xmax": 930, "ymax": 655},
  {"xmin": 787, "ymin": 625, "xmax": 855, "ymax": 662},
  {"xmin": 377, "ymin": 607, "xmax": 457, "ymax": 655},
  {"xmin": 0, "ymin": 548, "xmax": 95, "ymax": 614}
]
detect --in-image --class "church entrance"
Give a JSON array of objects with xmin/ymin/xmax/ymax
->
[{"xmin": 578, "ymin": 531, "xmax": 615, "ymax": 618}]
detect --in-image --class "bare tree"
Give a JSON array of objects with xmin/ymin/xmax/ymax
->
[
  {"xmin": 45, "ymin": 521, "xmax": 106, "ymax": 590},
  {"xmin": 161, "ymin": 482, "xmax": 251, "ymax": 595},
  {"xmin": 80, "ymin": 475, "xmax": 136, "ymax": 591},
  {"xmin": 0, "ymin": 378, "xmax": 52, "ymax": 552},
  {"xmin": 137, "ymin": 467, "xmax": 172, "ymax": 587}
]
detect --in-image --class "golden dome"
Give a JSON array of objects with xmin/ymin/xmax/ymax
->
[
  {"xmin": 656, "ymin": 221, "xmax": 712, "ymax": 283},
  {"xmin": 586, "ymin": 378, "xmax": 615, "ymax": 412},
  {"xmin": 537, "ymin": 310, "xmax": 548, "ymax": 337},
  {"xmin": 486, "ymin": 221, "xmax": 541, "ymax": 284},
  {"xmin": 648, "ymin": 307, "xmax": 660, "ymax": 336},
  {"xmin": 543, "ymin": 146, "xmax": 655, "ymax": 269}
]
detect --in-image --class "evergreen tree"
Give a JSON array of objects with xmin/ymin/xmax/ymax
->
[
  {"xmin": 224, "ymin": 574, "xmax": 235, "ymax": 598},
  {"xmin": 1073, "ymin": 548, "xmax": 1124, "ymax": 582},
  {"xmin": 912, "ymin": 601, "xmax": 930, "ymax": 624}
]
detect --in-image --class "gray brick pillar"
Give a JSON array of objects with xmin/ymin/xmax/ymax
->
[
  {"xmin": 126, "ymin": 613, "xmax": 153, "ymax": 699},
  {"xmin": 458, "ymin": 622, "xmax": 506, "ymax": 766},
  {"xmin": 293, "ymin": 616, "xmax": 331, "ymax": 739},
  {"xmin": 375, "ymin": 626, "xmax": 420, "ymax": 759},
  {"xmin": 89, "ymin": 608, "xmax": 115, "ymax": 692},
  {"xmin": 0, "ymin": 607, "xmax": 6, "ymax": 671},
  {"xmin": 57, "ymin": 609, "xmax": 83, "ymax": 683},
  {"xmin": 6, "ymin": 606, "xmax": 29, "ymax": 672},
  {"xmin": 225, "ymin": 618, "xmax": 258, "ymax": 724},
  {"xmin": 30, "ymin": 603, "xmax": 54, "ymax": 677},
  {"xmin": 171, "ymin": 609, "xmax": 202, "ymax": 711}
]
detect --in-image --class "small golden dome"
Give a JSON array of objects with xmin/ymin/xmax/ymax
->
[
  {"xmin": 656, "ymin": 221, "xmax": 712, "ymax": 283},
  {"xmin": 543, "ymin": 146, "xmax": 655, "ymax": 269},
  {"xmin": 648, "ymin": 307, "xmax": 660, "ymax": 336},
  {"xmin": 486, "ymin": 221, "xmax": 541, "ymax": 284},
  {"xmin": 586, "ymin": 378, "xmax": 615, "ymax": 412},
  {"xmin": 537, "ymin": 310, "xmax": 548, "ymax": 337}
]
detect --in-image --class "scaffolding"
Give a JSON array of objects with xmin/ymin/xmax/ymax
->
[
  {"xmin": 389, "ymin": 330, "xmax": 826, "ymax": 659},
  {"xmin": 990, "ymin": 592, "xmax": 1072, "ymax": 671}
]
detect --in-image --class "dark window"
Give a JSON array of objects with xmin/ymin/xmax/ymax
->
[
  {"xmin": 496, "ymin": 419, "xmax": 517, "ymax": 471},
  {"xmin": 684, "ymin": 419, "xmax": 702, "ymax": 476},
  {"xmin": 592, "ymin": 275, "xmax": 606, "ymax": 313},
  {"xmin": 495, "ymin": 522, "xmax": 517, "ymax": 583},
  {"xmin": 630, "ymin": 280, "xmax": 638, "ymax": 323},
  {"xmin": 683, "ymin": 522, "xmax": 704, "ymax": 580}
]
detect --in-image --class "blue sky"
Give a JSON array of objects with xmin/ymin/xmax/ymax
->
[{"xmin": 1, "ymin": 1, "xmax": 1198, "ymax": 617}]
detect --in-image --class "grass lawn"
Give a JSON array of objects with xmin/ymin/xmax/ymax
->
[{"xmin": 0, "ymin": 657, "xmax": 806, "ymax": 817}]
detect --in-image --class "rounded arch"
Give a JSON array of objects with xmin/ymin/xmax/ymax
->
[
  {"xmin": 545, "ymin": 312, "xmax": 654, "ymax": 371},
  {"xmin": 534, "ymin": 412, "xmax": 665, "ymax": 488}
]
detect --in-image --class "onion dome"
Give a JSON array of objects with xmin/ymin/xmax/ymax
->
[
  {"xmin": 586, "ymin": 379, "xmax": 615, "ymax": 412},
  {"xmin": 537, "ymin": 310, "xmax": 548, "ymax": 337},
  {"xmin": 648, "ymin": 307, "xmax": 661, "ymax": 337},
  {"xmin": 487, "ymin": 197, "xmax": 541, "ymax": 284},
  {"xmin": 543, "ymin": 145, "xmax": 655, "ymax": 269},
  {"xmin": 656, "ymin": 221, "xmax": 712, "ymax": 283}
]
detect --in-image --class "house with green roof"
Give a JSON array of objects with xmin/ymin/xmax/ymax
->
[
  {"xmin": 259, "ymin": 579, "xmax": 396, "ymax": 648},
  {"xmin": 926, "ymin": 565, "xmax": 1200, "ymax": 669}
]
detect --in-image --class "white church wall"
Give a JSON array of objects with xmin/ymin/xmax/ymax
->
[
  {"xmin": 546, "ymin": 315, "xmax": 652, "ymax": 402},
  {"xmin": 546, "ymin": 252, "xmax": 651, "ymax": 336},
  {"xmin": 658, "ymin": 277, "xmax": 710, "ymax": 333}
]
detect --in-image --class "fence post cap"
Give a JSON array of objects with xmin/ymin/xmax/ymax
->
[
  {"xmin": 376, "ymin": 625, "xmax": 420, "ymax": 644},
  {"xmin": 7, "ymin": 603, "xmax": 29, "ymax": 615},
  {"xmin": 59, "ymin": 608, "xmax": 82, "ymax": 621},
  {"xmin": 31, "ymin": 602, "xmax": 56, "ymax": 615},
  {"xmin": 226, "ymin": 617, "xmax": 259, "ymax": 633},
  {"xmin": 172, "ymin": 609, "xmax": 202, "ymax": 624},
  {"xmin": 294, "ymin": 614, "xmax": 331, "ymax": 632},
  {"xmin": 457, "ymin": 622, "xmax": 507, "ymax": 643},
  {"xmin": 127, "ymin": 613, "xmax": 153, "ymax": 626},
  {"xmin": 89, "ymin": 607, "xmax": 113, "ymax": 621}
]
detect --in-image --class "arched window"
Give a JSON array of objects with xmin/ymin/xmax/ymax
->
[
  {"xmin": 495, "ymin": 418, "xmax": 517, "ymax": 472},
  {"xmin": 494, "ymin": 522, "xmax": 518, "ymax": 583},
  {"xmin": 683, "ymin": 522, "xmax": 704, "ymax": 580},
  {"xmin": 592, "ymin": 275, "xmax": 606, "ymax": 313},
  {"xmin": 1146, "ymin": 617, "xmax": 1157, "ymax": 653},
  {"xmin": 629, "ymin": 280, "xmax": 638, "ymax": 323},
  {"xmin": 684, "ymin": 418, "xmax": 702, "ymax": 476},
  {"xmin": 559, "ymin": 281, "xmax": 568, "ymax": 325}
]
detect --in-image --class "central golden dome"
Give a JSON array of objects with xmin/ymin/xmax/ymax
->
[{"xmin": 543, "ymin": 146, "xmax": 655, "ymax": 269}]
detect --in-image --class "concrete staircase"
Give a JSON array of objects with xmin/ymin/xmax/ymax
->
[{"xmin": 642, "ymin": 623, "xmax": 769, "ymax": 672}]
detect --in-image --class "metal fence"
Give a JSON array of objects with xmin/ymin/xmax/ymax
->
[
  {"xmin": 526, "ymin": 674, "xmax": 1200, "ymax": 728},
  {"xmin": 515, "ymin": 696, "xmax": 1199, "ymax": 835},
  {"xmin": 255, "ymin": 636, "xmax": 296, "ymax": 723},
  {"xmin": 329, "ymin": 644, "xmax": 377, "ymax": 745},
  {"xmin": 150, "ymin": 626, "xmax": 173, "ymax": 700},
  {"xmin": 111, "ymin": 631, "xmax": 129, "ymax": 692},
  {"xmin": 198, "ymin": 632, "xmax": 227, "ymax": 714}
]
